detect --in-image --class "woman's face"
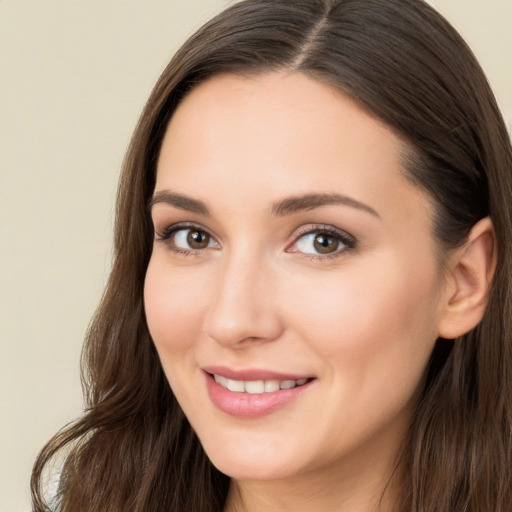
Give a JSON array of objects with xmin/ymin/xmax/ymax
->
[{"xmin": 144, "ymin": 72, "xmax": 447, "ymax": 484}]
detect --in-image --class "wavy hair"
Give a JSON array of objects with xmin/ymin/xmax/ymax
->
[{"xmin": 32, "ymin": 1, "xmax": 512, "ymax": 510}]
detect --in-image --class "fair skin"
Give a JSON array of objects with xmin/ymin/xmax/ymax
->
[{"xmin": 144, "ymin": 72, "xmax": 495, "ymax": 512}]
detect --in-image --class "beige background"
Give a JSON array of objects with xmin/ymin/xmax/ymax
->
[{"xmin": 1, "ymin": 1, "xmax": 510, "ymax": 511}]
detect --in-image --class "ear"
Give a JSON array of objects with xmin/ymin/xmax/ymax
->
[{"xmin": 437, "ymin": 217, "xmax": 496, "ymax": 339}]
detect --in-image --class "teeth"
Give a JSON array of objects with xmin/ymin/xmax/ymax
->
[
  {"xmin": 214, "ymin": 374, "xmax": 229, "ymax": 388},
  {"xmin": 227, "ymin": 379, "xmax": 245, "ymax": 392},
  {"xmin": 244, "ymin": 380, "xmax": 264, "ymax": 394},
  {"xmin": 280, "ymin": 380, "xmax": 296, "ymax": 390},
  {"xmin": 213, "ymin": 375, "xmax": 309, "ymax": 394},
  {"xmin": 264, "ymin": 380, "xmax": 280, "ymax": 392}
]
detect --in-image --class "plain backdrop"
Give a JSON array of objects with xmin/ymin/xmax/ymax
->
[{"xmin": 1, "ymin": 1, "xmax": 510, "ymax": 511}]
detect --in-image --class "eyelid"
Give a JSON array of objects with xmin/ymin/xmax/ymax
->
[
  {"xmin": 292, "ymin": 223, "xmax": 354, "ymax": 238},
  {"xmin": 155, "ymin": 221, "xmax": 214, "ymax": 238}
]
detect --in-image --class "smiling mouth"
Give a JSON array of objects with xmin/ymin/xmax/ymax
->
[{"xmin": 209, "ymin": 373, "xmax": 313, "ymax": 394}]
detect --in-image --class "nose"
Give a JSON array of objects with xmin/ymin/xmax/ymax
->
[{"xmin": 203, "ymin": 251, "xmax": 284, "ymax": 348}]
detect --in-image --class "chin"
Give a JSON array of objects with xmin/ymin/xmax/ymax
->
[
  {"xmin": 210, "ymin": 455, "xmax": 294, "ymax": 482},
  {"xmin": 199, "ymin": 433, "xmax": 302, "ymax": 481}
]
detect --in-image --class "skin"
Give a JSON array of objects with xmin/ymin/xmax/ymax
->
[{"xmin": 144, "ymin": 72, "xmax": 454, "ymax": 512}]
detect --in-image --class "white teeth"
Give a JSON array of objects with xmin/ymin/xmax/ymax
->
[
  {"xmin": 244, "ymin": 380, "xmax": 265, "ymax": 394},
  {"xmin": 280, "ymin": 380, "xmax": 296, "ymax": 390},
  {"xmin": 214, "ymin": 374, "xmax": 229, "ymax": 388},
  {"xmin": 264, "ymin": 380, "xmax": 280, "ymax": 392},
  {"xmin": 227, "ymin": 379, "xmax": 245, "ymax": 392},
  {"xmin": 213, "ymin": 375, "xmax": 308, "ymax": 394}
]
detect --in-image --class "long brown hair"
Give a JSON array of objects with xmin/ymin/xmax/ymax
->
[{"xmin": 32, "ymin": 1, "xmax": 512, "ymax": 510}]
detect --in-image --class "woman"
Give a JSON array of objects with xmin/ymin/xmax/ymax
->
[{"xmin": 32, "ymin": 0, "xmax": 512, "ymax": 511}]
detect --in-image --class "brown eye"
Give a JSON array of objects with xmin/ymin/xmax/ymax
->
[
  {"xmin": 290, "ymin": 228, "xmax": 354, "ymax": 258},
  {"xmin": 313, "ymin": 233, "xmax": 339, "ymax": 254},
  {"xmin": 168, "ymin": 227, "xmax": 218, "ymax": 251},
  {"xmin": 187, "ymin": 229, "xmax": 210, "ymax": 249}
]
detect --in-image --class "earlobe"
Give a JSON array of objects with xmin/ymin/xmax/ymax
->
[{"xmin": 437, "ymin": 217, "xmax": 496, "ymax": 340}]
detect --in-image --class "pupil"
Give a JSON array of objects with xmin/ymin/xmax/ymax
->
[
  {"xmin": 187, "ymin": 230, "xmax": 209, "ymax": 249},
  {"xmin": 313, "ymin": 234, "xmax": 337, "ymax": 254}
]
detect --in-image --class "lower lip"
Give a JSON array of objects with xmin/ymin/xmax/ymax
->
[{"xmin": 204, "ymin": 373, "xmax": 314, "ymax": 418}]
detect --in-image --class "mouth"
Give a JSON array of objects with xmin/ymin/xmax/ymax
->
[
  {"xmin": 202, "ymin": 367, "xmax": 316, "ymax": 418},
  {"xmin": 208, "ymin": 373, "xmax": 313, "ymax": 394}
]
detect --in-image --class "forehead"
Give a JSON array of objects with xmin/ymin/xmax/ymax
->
[
  {"xmin": 162, "ymin": 72, "xmax": 397, "ymax": 166},
  {"xmin": 156, "ymin": 72, "xmax": 432, "ymax": 228}
]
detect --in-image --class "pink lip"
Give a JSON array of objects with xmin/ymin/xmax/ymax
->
[
  {"xmin": 202, "ymin": 368, "xmax": 315, "ymax": 419},
  {"xmin": 202, "ymin": 365, "xmax": 311, "ymax": 381}
]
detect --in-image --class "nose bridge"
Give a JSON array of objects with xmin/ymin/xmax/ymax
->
[{"xmin": 204, "ymin": 244, "xmax": 282, "ymax": 346}]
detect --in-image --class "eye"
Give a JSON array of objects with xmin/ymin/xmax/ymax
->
[
  {"xmin": 288, "ymin": 226, "xmax": 355, "ymax": 258},
  {"xmin": 174, "ymin": 228, "xmax": 216, "ymax": 250},
  {"xmin": 156, "ymin": 224, "xmax": 219, "ymax": 253}
]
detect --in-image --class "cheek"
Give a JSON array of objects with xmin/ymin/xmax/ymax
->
[
  {"xmin": 282, "ymin": 255, "xmax": 440, "ymax": 372},
  {"xmin": 143, "ymin": 256, "xmax": 211, "ymax": 353},
  {"xmin": 278, "ymin": 260, "xmax": 441, "ymax": 452}
]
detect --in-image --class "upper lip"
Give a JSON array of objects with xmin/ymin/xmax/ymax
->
[{"xmin": 202, "ymin": 365, "xmax": 314, "ymax": 381}]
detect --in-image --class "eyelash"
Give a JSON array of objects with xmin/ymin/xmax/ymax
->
[{"xmin": 154, "ymin": 222, "xmax": 356, "ymax": 260}]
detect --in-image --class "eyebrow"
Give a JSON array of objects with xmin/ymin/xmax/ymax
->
[
  {"xmin": 271, "ymin": 193, "xmax": 380, "ymax": 218},
  {"xmin": 149, "ymin": 190, "xmax": 379, "ymax": 218},
  {"xmin": 149, "ymin": 190, "xmax": 211, "ymax": 216}
]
